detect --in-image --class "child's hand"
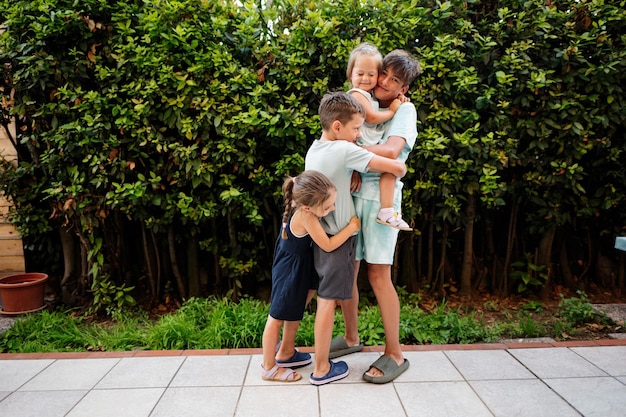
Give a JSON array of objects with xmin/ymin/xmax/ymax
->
[
  {"xmin": 396, "ymin": 93, "xmax": 411, "ymax": 103},
  {"xmin": 350, "ymin": 171, "xmax": 362, "ymax": 192},
  {"xmin": 349, "ymin": 216, "xmax": 361, "ymax": 232},
  {"xmin": 389, "ymin": 98, "xmax": 402, "ymax": 112}
]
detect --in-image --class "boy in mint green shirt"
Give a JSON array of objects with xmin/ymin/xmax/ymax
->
[{"xmin": 304, "ymin": 91, "xmax": 406, "ymax": 385}]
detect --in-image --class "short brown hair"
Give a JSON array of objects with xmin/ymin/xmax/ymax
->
[
  {"xmin": 383, "ymin": 49, "xmax": 422, "ymax": 87},
  {"xmin": 318, "ymin": 92, "xmax": 365, "ymax": 131}
]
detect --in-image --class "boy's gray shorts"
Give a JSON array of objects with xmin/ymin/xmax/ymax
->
[{"xmin": 313, "ymin": 235, "xmax": 356, "ymax": 300}]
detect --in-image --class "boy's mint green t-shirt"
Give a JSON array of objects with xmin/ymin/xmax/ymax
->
[
  {"xmin": 305, "ymin": 139, "xmax": 373, "ymax": 236},
  {"xmin": 353, "ymin": 102, "xmax": 417, "ymax": 204}
]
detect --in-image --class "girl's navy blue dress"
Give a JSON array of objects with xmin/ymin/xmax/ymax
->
[{"xmin": 269, "ymin": 216, "xmax": 318, "ymax": 321}]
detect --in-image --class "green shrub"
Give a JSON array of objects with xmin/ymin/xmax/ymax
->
[
  {"xmin": 146, "ymin": 297, "xmax": 269, "ymax": 350},
  {"xmin": 0, "ymin": 291, "xmax": 617, "ymax": 353},
  {"xmin": 551, "ymin": 320, "xmax": 577, "ymax": 340},
  {"xmin": 516, "ymin": 313, "xmax": 548, "ymax": 338},
  {"xmin": 0, "ymin": 311, "xmax": 87, "ymax": 352},
  {"xmin": 2, "ymin": 0, "xmax": 626, "ymax": 312},
  {"xmin": 521, "ymin": 301, "xmax": 544, "ymax": 314},
  {"xmin": 400, "ymin": 303, "xmax": 498, "ymax": 345},
  {"xmin": 558, "ymin": 291, "xmax": 597, "ymax": 325},
  {"xmin": 357, "ymin": 306, "xmax": 386, "ymax": 346}
]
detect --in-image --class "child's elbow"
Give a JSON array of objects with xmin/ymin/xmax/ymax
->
[
  {"xmin": 365, "ymin": 115, "xmax": 379, "ymax": 124},
  {"xmin": 319, "ymin": 245, "xmax": 335, "ymax": 253},
  {"xmin": 395, "ymin": 162, "xmax": 407, "ymax": 178}
]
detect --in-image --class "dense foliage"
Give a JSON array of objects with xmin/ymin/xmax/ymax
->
[
  {"xmin": 1, "ymin": 0, "xmax": 625, "ymax": 313},
  {"xmin": 0, "ymin": 292, "xmax": 607, "ymax": 353}
]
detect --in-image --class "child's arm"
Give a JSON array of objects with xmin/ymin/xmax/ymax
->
[
  {"xmin": 396, "ymin": 93, "xmax": 411, "ymax": 103},
  {"xmin": 362, "ymin": 136, "xmax": 406, "ymax": 159},
  {"xmin": 366, "ymin": 153, "xmax": 407, "ymax": 179},
  {"xmin": 350, "ymin": 171, "xmax": 362, "ymax": 193},
  {"xmin": 303, "ymin": 213, "xmax": 360, "ymax": 253},
  {"xmin": 350, "ymin": 90, "xmax": 401, "ymax": 125}
]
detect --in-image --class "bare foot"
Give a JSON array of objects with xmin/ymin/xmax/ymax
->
[
  {"xmin": 343, "ymin": 337, "xmax": 361, "ymax": 347},
  {"xmin": 312, "ymin": 362, "xmax": 331, "ymax": 379},
  {"xmin": 275, "ymin": 349, "xmax": 295, "ymax": 362},
  {"xmin": 275, "ymin": 342, "xmax": 297, "ymax": 361},
  {"xmin": 365, "ymin": 355, "xmax": 404, "ymax": 378},
  {"xmin": 365, "ymin": 364, "xmax": 385, "ymax": 377}
]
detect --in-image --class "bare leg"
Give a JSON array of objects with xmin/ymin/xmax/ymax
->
[
  {"xmin": 338, "ymin": 260, "xmax": 360, "ymax": 346},
  {"xmin": 365, "ymin": 263, "xmax": 403, "ymax": 377},
  {"xmin": 312, "ymin": 297, "xmax": 336, "ymax": 378},
  {"xmin": 262, "ymin": 316, "xmax": 284, "ymax": 371},
  {"xmin": 277, "ymin": 289, "xmax": 315, "ymax": 359},
  {"xmin": 377, "ymin": 174, "xmax": 411, "ymax": 231},
  {"xmin": 379, "ymin": 173, "xmax": 395, "ymax": 209},
  {"xmin": 276, "ymin": 320, "xmax": 300, "ymax": 360},
  {"xmin": 305, "ymin": 289, "xmax": 316, "ymax": 305}
]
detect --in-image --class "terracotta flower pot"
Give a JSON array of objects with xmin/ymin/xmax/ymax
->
[{"xmin": 0, "ymin": 273, "xmax": 48, "ymax": 314}]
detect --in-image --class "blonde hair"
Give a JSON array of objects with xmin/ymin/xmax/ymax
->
[
  {"xmin": 281, "ymin": 170, "xmax": 335, "ymax": 239},
  {"xmin": 318, "ymin": 91, "xmax": 365, "ymax": 132},
  {"xmin": 346, "ymin": 42, "xmax": 383, "ymax": 81}
]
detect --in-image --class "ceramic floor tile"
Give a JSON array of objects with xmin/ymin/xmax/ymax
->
[
  {"xmin": 571, "ymin": 346, "xmax": 626, "ymax": 376},
  {"xmin": 399, "ymin": 351, "xmax": 464, "ymax": 382},
  {"xmin": 96, "ymin": 356, "xmax": 185, "ymax": 388},
  {"xmin": 444, "ymin": 350, "xmax": 534, "ymax": 380},
  {"xmin": 236, "ymin": 385, "xmax": 319, "ymax": 417},
  {"xmin": 19, "ymin": 358, "xmax": 119, "ymax": 391},
  {"xmin": 66, "ymin": 388, "xmax": 164, "ymax": 417},
  {"xmin": 509, "ymin": 347, "xmax": 607, "ymax": 378},
  {"xmin": 150, "ymin": 387, "xmax": 239, "ymax": 417},
  {"xmin": 0, "ymin": 359, "xmax": 53, "ymax": 391},
  {"xmin": 0, "ymin": 390, "xmax": 86, "ymax": 417},
  {"xmin": 545, "ymin": 377, "xmax": 626, "ymax": 417},
  {"xmin": 2, "ymin": 346, "xmax": 626, "ymax": 417},
  {"xmin": 471, "ymin": 379, "xmax": 580, "ymax": 417},
  {"xmin": 336, "ymin": 351, "xmax": 381, "ymax": 384},
  {"xmin": 170, "ymin": 355, "xmax": 250, "ymax": 387},
  {"xmin": 395, "ymin": 381, "xmax": 492, "ymax": 417},
  {"xmin": 318, "ymin": 382, "xmax": 404, "ymax": 417}
]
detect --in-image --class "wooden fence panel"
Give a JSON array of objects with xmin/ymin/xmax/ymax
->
[{"xmin": 0, "ymin": 119, "xmax": 25, "ymax": 276}]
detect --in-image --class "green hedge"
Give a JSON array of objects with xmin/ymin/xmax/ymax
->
[{"xmin": 1, "ymin": 0, "xmax": 625, "ymax": 312}]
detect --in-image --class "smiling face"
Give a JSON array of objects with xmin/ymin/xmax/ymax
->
[
  {"xmin": 349, "ymin": 55, "xmax": 380, "ymax": 92},
  {"xmin": 374, "ymin": 67, "xmax": 409, "ymax": 107}
]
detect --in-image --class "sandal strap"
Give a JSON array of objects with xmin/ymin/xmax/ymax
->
[{"xmin": 261, "ymin": 364, "xmax": 299, "ymax": 381}]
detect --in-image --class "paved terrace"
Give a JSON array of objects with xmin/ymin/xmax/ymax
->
[{"xmin": 1, "ymin": 339, "xmax": 626, "ymax": 417}]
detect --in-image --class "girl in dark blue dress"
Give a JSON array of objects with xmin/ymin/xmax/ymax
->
[{"xmin": 261, "ymin": 170, "xmax": 360, "ymax": 382}]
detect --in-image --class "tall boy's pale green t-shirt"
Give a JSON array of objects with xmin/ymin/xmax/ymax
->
[
  {"xmin": 353, "ymin": 103, "xmax": 417, "ymax": 204},
  {"xmin": 305, "ymin": 140, "xmax": 373, "ymax": 235}
]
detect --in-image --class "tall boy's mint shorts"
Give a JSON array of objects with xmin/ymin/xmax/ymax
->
[{"xmin": 354, "ymin": 196, "xmax": 399, "ymax": 265}]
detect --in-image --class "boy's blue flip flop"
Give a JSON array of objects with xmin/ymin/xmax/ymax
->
[
  {"xmin": 328, "ymin": 336, "xmax": 364, "ymax": 359},
  {"xmin": 275, "ymin": 350, "xmax": 312, "ymax": 369}
]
